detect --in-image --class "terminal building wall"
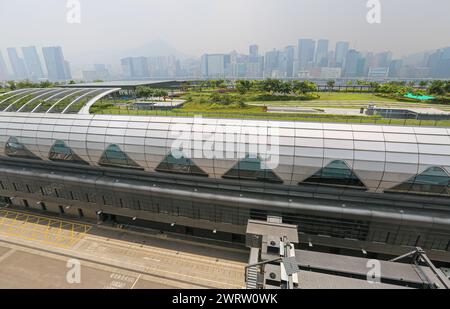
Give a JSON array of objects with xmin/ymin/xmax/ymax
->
[{"xmin": 0, "ymin": 158, "xmax": 449, "ymax": 262}]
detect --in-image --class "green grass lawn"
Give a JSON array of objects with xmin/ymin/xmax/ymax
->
[
  {"xmin": 314, "ymin": 92, "xmax": 399, "ymax": 102},
  {"xmin": 89, "ymin": 90, "xmax": 450, "ymax": 127},
  {"xmin": 91, "ymin": 103, "xmax": 450, "ymax": 127}
]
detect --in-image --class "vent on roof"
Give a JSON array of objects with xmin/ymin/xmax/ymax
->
[
  {"xmin": 222, "ymin": 155, "xmax": 283, "ymax": 184},
  {"xmin": 301, "ymin": 160, "xmax": 366, "ymax": 189},
  {"xmin": 5, "ymin": 137, "xmax": 41, "ymax": 160},
  {"xmin": 155, "ymin": 152, "xmax": 208, "ymax": 177},
  {"xmin": 99, "ymin": 144, "xmax": 143, "ymax": 170},
  {"xmin": 387, "ymin": 167, "xmax": 449, "ymax": 196},
  {"xmin": 49, "ymin": 140, "xmax": 89, "ymax": 165}
]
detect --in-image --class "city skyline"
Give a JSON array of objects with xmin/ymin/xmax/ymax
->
[
  {"xmin": 1, "ymin": 38, "xmax": 450, "ymax": 82},
  {"xmin": 0, "ymin": 45, "xmax": 72, "ymax": 82},
  {"xmin": 1, "ymin": 0, "xmax": 450, "ymax": 64}
]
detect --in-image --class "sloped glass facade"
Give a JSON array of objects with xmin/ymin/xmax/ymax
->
[
  {"xmin": 222, "ymin": 155, "xmax": 283, "ymax": 184},
  {"xmin": 99, "ymin": 144, "xmax": 143, "ymax": 169},
  {"xmin": 49, "ymin": 140, "xmax": 89, "ymax": 165},
  {"xmin": 5, "ymin": 137, "xmax": 41, "ymax": 160},
  {"xmin": 388, "ymin": 167, "xmax": 450, "ymax": 195},
  {"xmin": 155, "ymin": 153, "xmax": 208, "ymax": 177},
  {"xmin": 301, "ymin": 160, "xmax": 366, "ymax": 188}
]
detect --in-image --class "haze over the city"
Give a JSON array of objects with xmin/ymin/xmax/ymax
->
[{"xmin": 1, "ymin": 0, "xmax": 449, "ymax": 65}]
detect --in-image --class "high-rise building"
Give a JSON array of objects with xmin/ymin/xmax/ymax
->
[
  {"xmin": 148, "ymin": 56, "xmax": 169, "ymax": 78},
  {"xmin": 22, "ymin": 46, "xmax": 44, "ymax": 81},
  {"xmin": 42, "ymin": 46, "xmax": 71, "ymax": 82},
  {"xmin": 64, "ymin": 61, "xmax": 72, "ymax": 80},
  {"xmin": 374, "ymin": 51, "xmax": 393, "ymax": 68},
  {"xmin": 264, "ymin": 49, "xmax": 281, "ymax": 78},
  {"xmin": 121, "ymin": 57, "xmax": 149, "ymax": 79},
  {"xmin": 280, "ymin": 46, "xmax": 295, "ymax": 78},
  {"xmin": 343, "ymin": 49, "xmax": 361, "ymax": 78},
  {"xmin": 334, "ymin": 41, "xmax": 349, "ymax": 68},
  {"xmin": 427, "ymin": 47, "xmax": 450, "ymax": 78},
  {"xmin": 315, "ymin": 39, "xmax": 329, "ymax": 67},
  {"xmin": 388, "ymin": 60, "xmax": 403, "ymax": 78},
  {"xmin": 82, "ymin": 64, "xmax": 110, "ymax": 82},
  {"xmin": 7, "ymin": 48, "xmax": 28, "ymax": 80},
  {"xmin": 0, "ymin": 51, "xmax": 9, "ymax": 81},
  {"xmin": 248, "ymin": 45, "xmax": 264, "ymax": 78},
  {"xmin": 200, "ymin": 54, "xmax": 230, "ymax": 78},
  {"xmin": 249, "ymin": 45, "xmax": 259, "ymax": 59},
  {"xmin": 298, "ymin": 39, "xmax": 316, "ymax": 71},
  {"xmin": 231, "ymin": 52, "xmax": 250, "ymax": 78}
]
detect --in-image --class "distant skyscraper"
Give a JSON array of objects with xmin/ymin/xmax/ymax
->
[
  {"xmin": 264, "ymin": 49, "xmax": 281, "ymax": 78},
  {"xmin": 280, "ymin": 46, "xmax": 295, "ymax": 78},
  {"xmin": 335, "ymin": 42, "xmax": 349, "ymax": 68},
  {"xmin": 388, "ymin": 60, "xmax": 403, "ymax": 78},
  {"xmin": 0, "ymin": 51, "xmax": 9, "ymax": 81},
  {"xmin": 82, "ymin": 63, "xmax": 110, "ymax": 82},
  {"xmin": 200, "ymin": 54, "xmax": 230, "ymax": 78},
  {"xmin": 427, "ymin": 47, "xmax": 450, "ymax": 78},
  {"xmin": 64, "ymin": 60, "xmax": 72, "ymax": 80},
  {"xmin": 315, "ymin": 39, "xmax": 329, "ymax": 67},
  {"xmin": 298, "ymin": 39, "xmax": 316, "ymax": 70},
  {"xmin": 247, "ymin": 45, "xmax": 263, "ymax": 78},
  {"xmin": 249, "ymin": 45, "xmax": 259, "ymax": 59},
  {"xmin": 374, "ymin": 51, "xmax": 393, "ymax": 68},
  {"xmin": 121, "ymin": 57, "xmax": 149, "ymax": 79},
  {"xmin": 343, "ymin": 49, "xmax": 361, "ymax": 77},
  {"xmin": 7, "ymin": 48, "xmax": 28, "ymax": 80},
  {"xmin": 22, "ymin": 46, "xmax": 44, "ymax": 80},
  {"xmin": 42, "ymin": 46, "xmax": 71, "ymax": 82}
]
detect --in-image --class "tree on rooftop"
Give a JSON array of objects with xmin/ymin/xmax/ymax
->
[
  {"xmin": 136, "ymin": 86, "xmax": 155, "ymax": 99},
  {"xmin": 7, "ymin": 81, "xmax": 17, "ymax": 90},
  {"xmin": 279, "ymin": 81, "xmax": 293, "ymax": 95},
  {"xmin": 368, "ymin": 82, "xmax": 380, "ymax": 92},
  {"xmin": 16, "ymin": 80, "xmax": 37, "ymax": 89},
  {"xmin": 236, "ymin": 80, "xmax": 252, "ymax": 94},
  {"xmin": 428, "ymin": 80, "xmax": 446, "ymax": 95},
  {"xmin": 419, "ymin": 81, "xmax": 429, "ymax": 88},
  {"xmin": 154, "ymin": 89, "xmax": 169, "ymax": 101},
  {"xmin": 293, "ymin": 80, "xmax": 317, "ymax": 95},
  {"xmin": 326, "ymin": 80, "xmax": 335, "ymax": 91},
  {"xmin": 39, "ymin": 81, "xmax": 52, "ymax": 88},
  {"xmin": 444, "ymin": 81, "xmax": 450, "ymax": 94},
  {"xmin": 261, "ymin": 79, "xmax": 283, "ymax": 95}
]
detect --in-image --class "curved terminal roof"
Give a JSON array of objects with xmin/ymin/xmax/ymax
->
[
  {"xmin": 0, "ymin": 112, "xmax": 449, "ymax": 195},
  {"xmin": 0, "ymin": 88, "xmax": 120, "ymax": 114}
]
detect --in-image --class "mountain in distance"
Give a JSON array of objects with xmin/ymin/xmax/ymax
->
[
  {"xmin": 70, "ymin": 38, "xmax": 191, "ymax": 68},
  {"xmin": 121, "ymin": 38, "xmax": 190, "ymax": 59}
]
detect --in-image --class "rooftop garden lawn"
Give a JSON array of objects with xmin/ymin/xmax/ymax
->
[
  {"xmin": 90, "ymin": 101, "xmax": 450, "ymax": 127},
  {"xmin": 310, "ymin": 92, "xmax": 400, "ymax": 102},
  {"xmin": 89, "ymin": 79, "xmax": 450, "ymax": 126}
]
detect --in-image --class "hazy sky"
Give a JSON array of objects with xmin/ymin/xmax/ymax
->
[{"xmin": 1, "ymin": 0, "xmax": 449, "ymax": 65}]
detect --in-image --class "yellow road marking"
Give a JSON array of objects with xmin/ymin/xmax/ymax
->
[{"xmin": 0, "ymin": 209, "xmax": 92, "ymax": 249}]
